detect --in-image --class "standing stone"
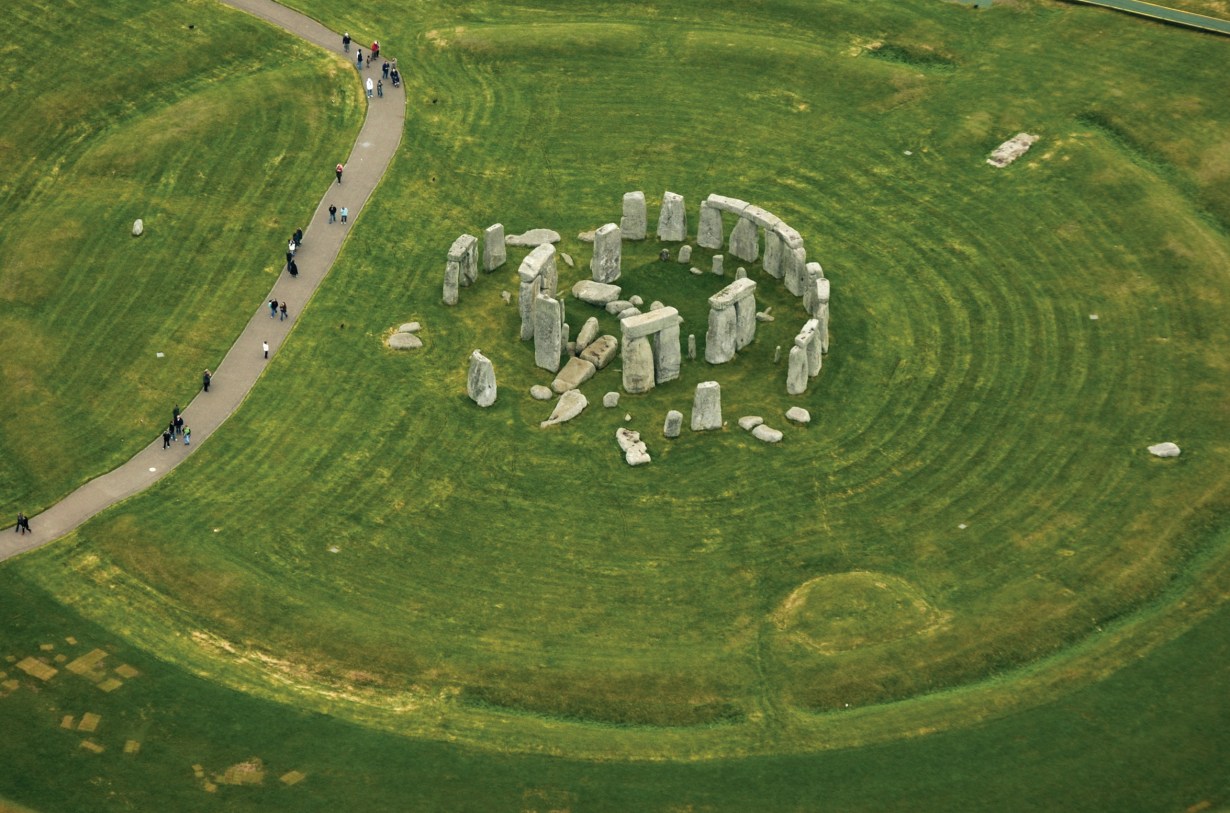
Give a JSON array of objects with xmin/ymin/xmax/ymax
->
[
  {"xmin": 621, "ymin": 191, "xmax": 647, "ymax": 240},
  {"xmin": 803, "ymin": 262, "xmax": 825, "ymax": 315},
  {"xmin": 677, "ymin": 245, "xmax": 692, "ymax": 264},
  {"xmin": 534, "ymin": 295, "xmax": 564, "ymax": 372},
  {"xmin": 817, "ymin": 302, "xmax": 830, "ymax": 354},
  {"xmin": 575, "ymin": 317, "xmax": 600, "ymax": 352},
  {"xmin": 652, "ymin": 322, "xmax": 682, "ymax": 384},
  {"xmin": 622, "ymin": 335, "xmax": 656, "ymax": 394},
  {"xmin": 467, "ymin": 350, "xmax": 497, "ymax": 407},
  {"xmin": 734, "ymin": 297, "xmax": 757, "ymax": 350},
  {"xmin": 799, "ymin": 318, "xmax": 822, "ymax": 376},
  {"xmin": 591, "ymin": 222, "xmax": 622, "ymax": 283},
  {"xmin": 448, "ymin": 234, "xmax": 479, "ymax": 287},
  {"xmin": 735, "ymin": 267, "xmax": 747, "ymax": 280},
  {"xmin": 443, "ymin": 260, "xmax": 460, "ymax": 306},
  {"xmin": 656, "ymin": 191, "xmax": 687, "ymax": 241},
  {"xmin": 132, "ymin": 219, "xmax": 144, "ymax": 237},
  {"xmin": 783, "ymin": 245, "xmax": 807, "ymax": 297},
  {"xmin": 483, "ymin": 223, "xmax": 506, "ymax": 272},
  {"xmin": 697, "ymin": 201, "xmax": 724, "ymax": 249},
  {"xmin": 691, "ymin": 381, "xmax": 722, "ymax": 431},
  {"xmin": 711, "ymin": 254, "xmax": 724, "ymax": 276},
  {"xmin": 763, "ymin": 230, "xmax": 784, "ymax": 279},
  {"xmin": 774, "ymin": 345, "xmax": 782, "ymax": 363},
  {"xmin": 787, "ymin": 346, "xmax": 808, "ymax": 395},
  {"xmin": 729, "ymin": 215, "xmax": 759, "ymax": 263},
  {"xmin": 687, "ymin": 333, "xmax": 696, "ymax": 361},
  {"xmin": 705, "ymin": 307, "xmax": 736, "ymax": 364},
  {"xmin": 663, "ymin": 410, "xmax": 683, "ymax": 438}
]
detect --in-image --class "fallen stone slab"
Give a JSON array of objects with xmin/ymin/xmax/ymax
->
[
  {"xmin": 575, "ymin": 317, "xmax": 600, "ymax": 351},
  {"xmin": 398, "ymin": 322, "xmax": 422, "ymax": 333},
  {"xmin": 752, "ymin": 424, "xmax": 783, "ymax": 443},
  {"xmin": 506, "ymin": 228, "xmax": 561, "ymax": 247},
  {"xmin": 388, "ymin": 333, "xmax": 423, "ymax": 350},
  {"xmin": 603, "ymin": 392, "xmax": 620, "ymax": 408},
  {"xmin": 1147, "ymin": 442, "xmax": 1181, "ymax": 458},
  {"xmin": 551, "ymin": 356, "xmax": 597, "ymax": 393},
  {"xmin": 540, "ymin": 389, "xmax": 588, "ymax": 428},
  {"xmin": 987, "ymin": 133, "xmax": 1039, "ymax": 168},
  {"xmin": 572, "ymin": 280, "xmax": 623, "ymax": 306},
  {"xmin": 605, "ymin": 299, "xmax": 635, "ymax": 315},
  {"xmin": 580, "ymin": 335, "xmax": 618, "ymax": 369},
  {"xmin": 738, "ymin": 415, "xmax": 764, "ymax": 431},
  {"xmin": 616, "ymin": 427, "xmax": 651, "ymax": 466}
]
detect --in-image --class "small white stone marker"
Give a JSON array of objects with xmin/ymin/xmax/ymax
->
[
  {"xmin": 904, "ymin": 150, "xmax": 913, "ymax": 155},
  {"xmin": 213, "ymin": 528, "xmax": 220, "ymax": 533},
  {"xmin": 1147, "ymin": 442, "xmax": 1181, "ymax": 458},
  {"xmin": 148, "ymin": 467, "xmax": 157, "ymax": 472},
  {"xmin": 328, "ymin": 546, "xmax": 340, "ymax": 553},
  {"xmin": 155, "ymin": 352, "xmax": 165, "ymax": 358},
  {"xmin": 958, "ymin": 523, "xmax": 967, "ymax": 530},
  {"xmin": 1089, "ymin": 314, "xmax": 1098, "ymax": 321}
]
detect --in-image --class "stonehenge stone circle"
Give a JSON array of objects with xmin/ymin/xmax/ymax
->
[
  {"xmin": 483, "ymin": 223, "xmax": 506, "ymax": 272},
  {"xmin": 467, "ymin": 350, "xmax": 497, "ymax": 407},
  {"xmin": 621, "ymin": 191, "xmax": 647, "ymax": 240},
  {"xmin": 540, "ymin": 389, "xmax": 587, "ymax": 428},
  {"xmin": 656, "ymin": 191, "xmax": 687, "ymax": 241},
  {"xmin": 691, "ymin": 381, "xmax": 722, "ymax": 431},
  {"xmin": 591, "ymin": 222, "xmax": 622, "ymax": 283},
  {"xmin": 663, "ymin": 410, "xmax": 683, "ymax": 438}
]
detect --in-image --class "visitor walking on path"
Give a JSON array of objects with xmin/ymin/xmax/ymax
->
[
  {"xmin": 203, "ymin": 369, "xmax": 211, "ymax": 392},
  {"xmin": 340, "ymin": 206, "xmax": 349, "ymax": 224},
  {"xmin": 329, "ymin": 204, "xmax": 337, "ymax": 223},
  {"xmin": 163, "ymin": 428, "xmax": 172, "ymax": 449},
  {"xmin": 342, "ymin": 31, "xmax": 350, "ymax": 52},
  {"xmin": 174, "ymin": 413, "xmax": 185, "ymax": 438},
  {"xmin": 263, "ymin": 340, "xmax": 270, "ymax": 359},
  {"xmin": 366, "ymin": 77, "xmax": 374, "ymax": 98},
  {"xmin": 356, "ymin": 49, "xmax": 363, "ymax": 70},
  {"xmin": 372, "ymin": 41, "xmax": 380, "ymax": 61},
  {"xmin": 269, "ymin": 299, "xmax": 279, "ymax": 319},
  {"xmin": 183, "ymin": 426, "xmax": 191, "ymax": 446},
  {"xmin": 377, "ymin": 80, "xmax": 383, "ymax": 98},
  {"xmin": 294, "ymin": 227, "xmax": 303, "ymax": 246},
  {"xmin": 15, "ymin": 513, "xmax": 30, "ymax": 534},
  {"xmin": 280, "ymin": 302, "xmax": 288, "ymax": 321},
  {"xmin": 288, "ymin": 259, "xmax": 299, "ymax": 278},
  {"xmin": 382, "ymin": 61, "xmax": 389, "ymax": 79},
  {"xmin": 336, "ymin": 163, "xmax": 344, "ymax": 184}
]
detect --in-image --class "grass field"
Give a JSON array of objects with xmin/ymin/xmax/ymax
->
[{"xmin": 1, "ymin": 0, "xmax": 1229, "ymax": 809}]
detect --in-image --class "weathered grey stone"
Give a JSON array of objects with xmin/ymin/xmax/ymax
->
[
  {"xmin": 132, "ymin": 219, "xmax": 144, "ymax": 237},
  {"xmin": 540, "ymin": 389, "xmax": 587, "ymax": 428},
  {"xmin": 742, "ymin": 205, "xmax": 781, "ymax": 230},
  {"xmin": 706, "ymin": 293, "xmax": 743, "ymax": 364},
  {"xmin": 561, "ymin": 252, "xmax": 574, "ymax": 268},
  {"xmin": 449, "ymin": 234, "xmax": 479, "ymax": 287},
  {"xmin": 817, "ymin": 302, "xmax": 830, "ymax": 354},
  {"xmin": 572, "ymin": 280, "xmax": 622, "ymax": 306},
  {"xmin": 580, "ymin": 335, "xmax": 618, "ymax": 369},
  {"xmin": 591, "ymin": 222, "xmax": 622, "ymax": 283},
  {"xmin": 506, "ymin": 228, "xmax": 561, "ymax": 247},
  {"xmin": 653, "ymin": 323, "xmax": 682, "ymax": 384},
  {"xmin": 756, "ymin": 311, "xmax": 775, "ymax": 323},
  {"xmin": 398, "ymin": 322, "xmax": 421, "ymax": 333},
  {"xmin": 551, "ymin": 356, "xmax": 597, "ymax": 393},
  {"xmin": 657, "ymin": 191, "xmax": 687, "ymax": 241},
  {"xmin": 663, "ymin": 410, "xmax": 683, "ymax": 438},
  {"xmin": 530, "ymin": 385, "xmax": 554, "ymax": 400},
  {"xmin": 773, "ymin": 223, "xmax": 804, "ymax": 249},
  {"xmin": 690, "ymin": 267, "xmax": 704, "ymax": 276},
  {"xmin": 1148, "ymin": 442, "xmax": 1181, "ymax": 458},
  {"xmin": 786, "ymin": 406, "xmax": 811, "ymax": 425},
  {"xmin": 621, "ymin": 191, "xmax": 647, "ymax": 240},
  {"xmin": 629, "ymin": 295, "xmax": 643, "ymax": 307},
  {"xmin": 388, "ymin": 332, "xmax": 423, "ymax": 350},
  {"xmin": 705, "ymin": 194, "xmax": 749, "ymax": 215},
  {"xmin": 534, "ymin": 295, "xmax": 564, "ymax": 373},
  {"xmin": 649, "ymin": 300, "xmax": 664, "ymax": 311},
  {"xmin": 738, "ymin": 415, "xmax": 764, "ymax": 431},
  {"xmin": 774, "ymin": 345, "xmax": 782, "ymax": 363},
  {"xmin": 624, "ymin": 413, "xmax": 632, "ymax": 422},
  {"xmin": 518, "ymin": 277, "xmax": 541, "ymax": 340},
  {"xmin": 697, "ymin": 201, "xmax": 724, "ymax": 249},
  {"xmin": 483, "ymin": 223, "xmax": 506, "ymax": 272},
  {"xmin": 603, "ymin": 391, "xmax": 620, "ymax": 408},
  {"xmin": 735, "ymin": 267, "xmax": 747, "ymax": 280},
  {"xmin": 577, "ymin": 229, "xmax": 596, "ymax": 243},
  {"xmin": 711, "ymin": 254, "xmax": 725, "ymax": 276},
  {"xmin": 763, "ymin": 230, "xmax": 784, "ymax": 279},
  {"xmin": 621, "ymin": 307, "xmax": 681, "ymax": 341},
  {"xmin": 575, "ymin": 317, "xmax": 600, "ymax": 351},
  {"xmin": 729, "ymin": 215, "xmax": 759, "ymax": 263},
  {"xmin": 687, "ymin": 333, "xmax": 697, "ymax": 360},
  {"xmin": 734, "ymin": 297, "xmax": 757, "ymax": 350},
  {"xmin": 709, "ymin": 277, "xmax": 756, "ymax": 310},
  {"xmin": 802, "ymin": 262, "xmax": 826, "ymax": 316},
  {"xmin": 616, "ymin": 427, "xmax": 651, "ymax": 466},
  {"xmin": 467, "ymin": 350, "xmax": 497, "ymax": 407},
  {"xmin": 622, "ymin": 335, "xmax": 656, "ymax": 394},
  {"xmin": 787, "ymin": 345, "xmax": 808, "ymax": 395},
  {"xmin": 797, "ymin": 318, "xmax": 822, "ymax": 376},
  {"xmin": 752, "ymin": 424, "xmax": 783, "ymax": 443},
  {"xmin": 677, "ymin": 244, "xmax": 692, "ymax": 264},
  {"xmin": 519, "ymin": 243, "xmax": 558, "ymax": 297},
  {"xmin": 783, "ymin": 245, "xmax": 807, "ymax": 296},
  {"xmin": 691, "ymin": 381, "xmax": 722, "ymax": 431},
  {"xmin": 501, "ymin": 290, "xmax": 511, "ymax": 304},
  {"xmin": 566, "ymin": 341, "xmax": 577, "ymax": 357},
  {"xmin": 987, "ymin": 133, "xmax": 1039, "ymax": 168},
  {"xmin": 616, "ymin": 307, "xmax": 640, "ymax": 320},
  {"xmin": 443, "ymin": 260, "xmax": 460, "ymax": 305},
  {"xmin": 605, "ymin": 299, "xmax": 634, "ymax": 315}
]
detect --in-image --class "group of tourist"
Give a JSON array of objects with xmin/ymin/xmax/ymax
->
[
  {"xmin": 346, "ymin": 32, "xmax": 401, "ymax": 88},
  {"xmin": 162, "ymin": 404, "xmax": 190, "ymax": 450}
]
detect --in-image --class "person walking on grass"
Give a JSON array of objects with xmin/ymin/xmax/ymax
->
[
  {"xmin": 202, "ymin": 369, "xmax": 211, "ymax": 392},
  {"xmin": 329, "ymin": 203, "xmax": 337, "ymax": 223},
  {"xmin": 340, "ymin": 206, "xmax": 349, "ymax": 225},
  {"xmin": 269, "ymin": 299, "xmax": 278, "ymax": 319},
  {"xmin": 366, "ymin": 77, "xmax": 373, "ymax": 98},
  {"xmin": 263, "ymin": 340, "xmax": 269, "ymax": 359},
  {"xmin": 336, "ymin": 163, "xmax": 344, "ymax": 184}
]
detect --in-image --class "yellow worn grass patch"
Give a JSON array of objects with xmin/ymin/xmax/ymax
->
[{"xmin": 15, "ymin": 657, "xmax": 56, "ymax": 682}]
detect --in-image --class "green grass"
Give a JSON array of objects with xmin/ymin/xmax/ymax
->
[{"xmin": 2, "ymin": 0, "xmax": 1230, "ymax": 808}]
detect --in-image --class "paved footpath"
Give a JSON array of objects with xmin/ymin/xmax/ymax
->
[
  {"xmin": 1065, "ymin": 0, "xmax": 1230, "ymax": 34},
  {"xmin": 1, "ymin": 0, "xmax": 405, "ymax": 562}
]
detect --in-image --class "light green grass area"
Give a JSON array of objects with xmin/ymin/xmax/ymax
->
[
  {"xmin": 0, "ymin": 0, "xmax": 361, "ymax": 516},
  {"xmin": 1, "ymin": 0, "xmax": 1229, "ymax": 809}
]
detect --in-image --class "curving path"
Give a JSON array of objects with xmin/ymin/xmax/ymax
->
[
  {"xmin": 0, "ymin": 0, "xmax": 405, "ymax": 562},
  {"xmin": 1064, "ymin": 0, "xmax": 1230, "ymax": 35}
]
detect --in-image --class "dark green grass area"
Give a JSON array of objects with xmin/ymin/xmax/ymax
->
[
  {"xmin": 0, "ymin": 0, "xmax": 362, "ymax": 517},
  {"xmin": 0, "ymin": 570, "xmax": 1228, "ymax": 812},
  {"xmin": 2, "ymin": 0, "xmax": 1230, "ymax": 807}
]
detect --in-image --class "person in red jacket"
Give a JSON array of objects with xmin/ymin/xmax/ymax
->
[{"xmin": 372, "ymin": 41, "xmax": 380, "ymax": 60}]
